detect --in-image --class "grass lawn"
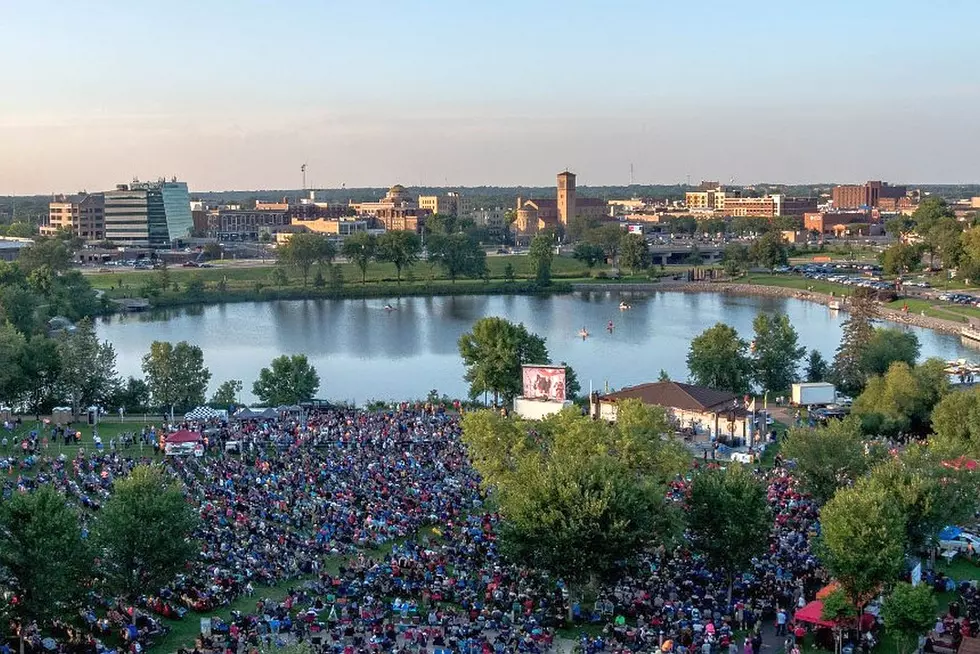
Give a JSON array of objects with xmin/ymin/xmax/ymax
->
[
  {"xmin": 740, "ymin": 274, "xmax": 848, "ymax": 296},
  {"xmin": 884, "ymin": 298, "xmax": 973, "ymax": 323},
  {"xmin": 3, "ymin": 417, "xmax": 168, "ymax": 460}
]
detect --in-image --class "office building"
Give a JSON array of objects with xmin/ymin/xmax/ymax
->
[
  {"xmin": 104, "ymin": 179, "xmax": 193, "ymax": 247},
  {"xmin": 42, "ymin": 193, "xmax": 105, "ymax": 240},
  {"xmin": 418, "ymin": 191, "xmax": 473, "ymax": 218},
  {"xmin": 202, "ymin": 208, "xmax": 289, "ymax": 240},
  {"xmin": 804, "ymin": 211, "xmax": 872, "ymax": 235},
  {"xmin": 832, "ymin": 181, "xmax": 907, "ymax": 209},
  {"xmin": 719, "ymin": 194, "xmax": 816, "ymax": 218}
]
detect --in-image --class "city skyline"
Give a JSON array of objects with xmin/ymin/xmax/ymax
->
[{"xmin": 2, "ymin": 0, "xmax": 979, "ymax": 195}]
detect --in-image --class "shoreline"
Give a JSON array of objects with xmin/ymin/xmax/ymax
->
[{"xmin": 574, "ymin": 280, "xmax": 967, "ymax": 336}]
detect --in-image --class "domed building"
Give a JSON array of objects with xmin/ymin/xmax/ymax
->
[{"xmin": 348, "ymin": 184, "xmax": 429, "ymax": 233}]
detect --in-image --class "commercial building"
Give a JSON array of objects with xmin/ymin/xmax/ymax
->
[
  {"xmin": 42, "ymin": 193, "xmax": 105, "ymax": 240},
  {"xmin": 589, "ymin": 381, "xmax": 750, "ymax": 442},
  {"xmin": 418, "ymin": 191, "xmax": 473, "ymax": 218},
  {"xmin": 472, "ymin": 208, "xmax": 507, "ymax": 235},
  {"xmin": 103, "ymin": 179, "xmax": 193, "ymax": 247},
  {"xmin": 202, "ymin": 208, "xmax": 289, "ymax": 240},
  {"xmin": 832, "ymin": 181, "xmax": 907, "ymax": 209},
  {"xmin": 515, "ymin": 171, "xmax": 605, "ymax": 234},
  {"xmin": 0, "ymin": 238, "xmax": 34, "ymax": 262},
  {"xmin": 804, "ymin": 211, "xmax": 872, "ymax": 236},
  {"xmin": 348, "ymin": 185, "xmax": 429, "ymax": 233},
  {"xmin": 719, "ymin": 194, "xmax": 816, "ymax": 218}
]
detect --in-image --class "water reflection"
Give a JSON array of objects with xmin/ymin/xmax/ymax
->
[{"xmin": 97, "ymin": 292, "xmax": 979, "ymax": 403}]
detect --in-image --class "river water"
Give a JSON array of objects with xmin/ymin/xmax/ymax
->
[{"xmin": 96, "ymin": 291, "xmax": 980, "ymax": 404}]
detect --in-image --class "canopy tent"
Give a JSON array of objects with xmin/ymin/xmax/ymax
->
[
  {"xmin": 275, "ymin": 404, "xmax": 305, "ymax": 414},
  {"xmin": 943, "ymin": 457, "xmax": 978, "ymax": 472},
  {"xmin": 233, "ymin": 408, "xmax": 258, "ymax": 420},
  {"xmin": 940, "ymin": 526, "xmax": 964, "ymax": 541},
  {"xmin": 232, "ymin": 407, "xmax": 279, "ymax": 421},
  {"xmin": 184, "ymin": 406, "xmax": 226, "ymax": 421},
  {"xmin": 794, "ymin": 601, "xmax": 835, "ymax": 628},
  {"xmin": 167, "ymin": 429, "xmax": 203, "ymax": 444}
]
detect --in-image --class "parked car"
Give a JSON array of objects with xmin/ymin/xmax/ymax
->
[{"xmin": 939, "ymin": 528, "xmax": 980, "ymax": 553}]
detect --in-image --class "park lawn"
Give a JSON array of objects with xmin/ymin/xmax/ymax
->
[
  {"xmin": 3, "ymin": 418, "xmax": 168, "ymax": 460},
  {"xmin": 884, "ymin": 298, "xmax": 972, "ymax": 323},
  {"xmin": 741, "ymin": 274, "xmax": 846, "ymax": 296},
  {"xmin": 85, "ymin": 255, "xmax": 595, "ymax": 294}
]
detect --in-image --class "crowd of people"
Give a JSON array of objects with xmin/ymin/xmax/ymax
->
[{"xmin": 1, "ymin": 405, "xmax": 873, "ymax": 654}]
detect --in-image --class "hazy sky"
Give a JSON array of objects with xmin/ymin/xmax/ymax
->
[{"xmin": 2, "ymin": 0, "xmax": 979, "ymax": 194}]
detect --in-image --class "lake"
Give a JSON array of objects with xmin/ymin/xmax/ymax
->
[{"xmin": 96, "ymin": 291, "xmax": 980, "ymax": 404}]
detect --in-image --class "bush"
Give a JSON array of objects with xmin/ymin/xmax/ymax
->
[{"xmin": 594, "ymin": 271, "xmax": 608, "ymax": 279}]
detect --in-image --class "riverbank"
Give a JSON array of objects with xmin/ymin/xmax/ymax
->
[{"xmin": 574, "ymin": 279, "xmax": 970, "ymax": 336}]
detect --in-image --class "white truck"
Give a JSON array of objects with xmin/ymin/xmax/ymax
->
[{"xmin": 791, "ymin": 382, "xmax": 837, "ymax": 406}]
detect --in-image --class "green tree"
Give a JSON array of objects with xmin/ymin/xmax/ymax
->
[
  {"xmin": 19, "ymin": 334, "xmax": 61, "ymax": 417},
  {"xmin": 931, "ymin": 385, "xmax": 980, "ymax": 455},
  {"xmin": 749, "ymin": 231, "xmax": 788, "ymax": 270},
  {"xmin": 457, "ymin": 317, "xmax": 549, "ymax": 404},
  {"xmin": 277, "ymin": 232, "xmax": 336, "ymax": 286},
  {"xmin": 252, "ymin": 354, "xmax": 320, "ymax": 405},
  {"xmin": 0, "ymin": 284, "xmax": 40, "ymax": 335},
  {"xmin": 376, "ymin": 230, "xmax": 421, "ymax": 283},
  {"xmin": 832, "ymin": 289, "xmax": 878, "ymax": 396},
  {"xmin": 461, "ymin": 402, "xmax": 686, "ymax": 601},
  {"xmin": 141, "ymin": 341, "xmax": 212, "ymax": 415},
  {"xmin": 558, "ymin": 361, "xmax": 581, "ymax": 400},
  {"xmin": 567, "ymin": 215, "xmax": 602, "ymax": 242},
  {"xmin": 341, "ymin": 231, "xmax": 377, "ymax": 283},
  {"xmin": 105, "ymin": 376, "xmax": 151, "ymax": 414},
  {"xmin": 782, "ymin": 418, "xmax": 881, "ymax": 505},
  {"xmin": 185, "ymin": 275, "xmax": 205, "ymax": 297},
  {"xmin": 880, "ymin": 243, "xmax": 923, "ymax": 275},
  {"xmin": 18, "ymin": 237, "xmax": 72, "ymax": 274},
  {"xmin": 885, "ymin": 216, "xmax": 915, "ymax": 238},
  {"xmin": 751, "ymin": 313, "xmax": 805, "ymax": 393},
  {"xmin": 658, "ymin": 369, "xmax": 671, "ymax": 382},
  {"xmin": 912, "ymin": 198, "xmax": 956, "ymax": 268},
  {"xmin": 210, "ymin": 379, "xmax": 243, "ymax": 407},
  {"xmin": 572, "ymin": 242, "xmax": 606, "ymax": 268},
  {"xmin": 0, "ymin": 486, "xmax": 90, "ymax": 631},
  {"xmin": 0, "ymin": 321, "xmax": 26, "ymax": 408},
  {"xmin": 881, "ymin": 583, "xmax": 938, "ymax": 654},
  {"xmin": 427, "ymin": 232, "xmax": 487, "ymax": 283},
  {"xmin": 93, "ymin": 465, "xmax": 198, "ymax": 601},
  {"xmin": 527, "ymin": 232, "xmax": 554, "ymax": 286},
  {"xmin": 156, "ymin": 260, "xmax": 171, "ymax": 292},
  {"xmin": 805, "ymin": 349, "xmax": 830, "ymax": 382},
  {"xmin": 503, "ymin": 262, "xmax": 515, "ymax": 283},
  {"xmin": 818, "ymin": 483, "xmax": 906, "ymax": 616},
  {"xmin": 861, "ymin": 328, "xmax": 920, "ymax": 377},
  {"xmin": 851, "ymin": 359, "xmax": 949, "ymax": 437},
  {"xmin": 928, "ymin": 217, "xmax": 964, "ymax": 269},
  {"xmin": 686, "ymin": 323, "xmax": 752, "ymax": 394},
  {"xmin": 619, "ymin": 233, "xmax": 649, "ymax": 274},
  {"xmin": 588, "ymin": 224, "xmax": 624, "ymax": 264},
  {"xmin": 56, "ymin": 318, "xmax": 119, "ymax": 416},
  {"xmin": 271, "ymin": 265, "xmax": 289, "ymax": 287},
  {"xmin": 721, "ymin": 242, "xmax": 750, "ymax": 277},
  {"xmin": 687, "ymin": 465, "xmax": 771, "ymax": 603}
]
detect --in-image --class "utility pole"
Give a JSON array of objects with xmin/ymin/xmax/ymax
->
[{"xmin": 301, "ymin": 163, "xmax": 307, "ymax": 192}]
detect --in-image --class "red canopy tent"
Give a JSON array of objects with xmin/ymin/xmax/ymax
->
[
  {"xmin": 943, "ymin": 457, "xmax": 978, "ymax": 472},
  {"xmin": 166, "ymin": 429, "xmax": 202, "ymax": 444},
  {"xmin": 794, "ymin": 601, "xmax": 835, "ymax": 628}
]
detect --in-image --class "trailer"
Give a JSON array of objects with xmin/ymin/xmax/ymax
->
[{"xmin": 791, "ymin": 382, "xmax": 837, "ymax": 406}]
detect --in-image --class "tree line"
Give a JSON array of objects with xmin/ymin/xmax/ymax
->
[{"xmin": 881, "ymin": 197, "xmax": 980, "ymax": 277}]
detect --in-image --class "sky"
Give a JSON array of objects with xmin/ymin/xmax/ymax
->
[{"xmin": 2, "ymin": 0, "xmax": 979, "ymax": 194}]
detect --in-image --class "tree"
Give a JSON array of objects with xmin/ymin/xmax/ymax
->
[
  {"xmin": 277, "ymin": 232, "xmax": 335, "ymax": 286},
  {"xmin": 880, "ymin": 243, "xmax": 923, "ymax": 276},
  {"xmin": 527, "ymin": 232, "xmax": 554, "ymax": 286},
  {"xmin": 210, "ymin": 379, "xmax": 242, "ymax": 407},
  {"xmin": 559, "ymin": 361, "xmax": 581, "ymax": 400},
  {"xmin": 19, "ymin": 335, "xmax": 61, "ymax": 417},
  {"xmin": 931, "ymin": 385, "xmax": 980, "ymax": 456},
  {"xmin": 572, "ymin": 242, "xmax": 606, "ymax": 268},
  {"xmin": 503, "ymin": 263, "xmax": 515, "ymax": 282},
  {"xmin": 686, "ymin": 323, "xmax": 752, "ymax": 394},
  {"xmin": 687, "ymin": 465, "xmax": 771, "ymax": 603},
  {"xmin": 56, "ymin": 318, "xmax": 118, "ymax": 416},
  {"xmin": 588, "ymin": 224, "xmax": 624, "ymax": 264},
  {"xmin": 0, "ymin": 285, "xmax": 40, "ymax": 335},
  {"xmin": 567, "ymin": 215, "xmax": 602, "ymax": 242},
  {"xmin": 851, "ymin": 359, "xmax": 949, "ymax": 437},
  {"xmin": 252, "ymin": 354, "xmax": 320, "ymax": 405},
  {"xmin": 619, "ymin": 233, "xmax": 649, "ymax": 274},
  {"xmin": 18, "ymin": 237, "xmax": 72, "ymax": 274},
  {"xmin": 861, "ymin": 328, "xmax": 919, "ymax": 377},
  {"xmin": 805, "ymin": 349, "xmax": 830, "ymax": 382},
  {"xmin": 751, "ymin": 313, "xmax": 805, "ymax": 393},
  {"xmin": 202, "ymin": 242, "xmax": 223, "ymax": 260},
  {"xmin": 427, "ymin": 232, "xmax": 487, "ymax": 283},
  {"xmin": 105, "ymin": 376, "xmax": 151, "ymax": 414},
  {"xmin": 93, "ymin": 465, "xmax": 198, "ymax": 601},
  {"xmin": 341, "ymin": 232, "xmax": 377, "ymax": 283},
  {"xmin": 912, "ymin": 198, "xmax": 956, "ymax": 268},
  {"xmin": 376, "ymin": 230, "xmax": 421, "ymax": 283},
  {"xmin": 461, "ymin": 402, "xmax": 686, "ymax": 601},
  {"xmin": 818, "ymin": 483, "xmax": 906, "ymax": 617},
  {"xmin": 832, "ymin": 289, "xmax": 878, "ymax": 396},
  {"xmin": 271, "ymin": 265, "xmax": 289, "ymax": 287},
  {"xmin": 881, "ymin": 583, "xmax": 937, "ymax": 654},
  {"xmin": 749, "ymin": 231, "xmax": 788, "ymax": 270},
  {"xmin": 658, "ymin": 369, "xmax": 671, "ymax": 382},
  {"xmin": 782, "ymin": 418, "xmax": 881, "ymax": 506},
  {"xmin": 721, "ymin": 242, "xmax": 750, "ymax": 277},
  {"xmin": 458, "ymin": 317, "xmax": 549, "ymax": 404},
  {"xmin": 0, "ymin": 321, "xmax": 26, "ymax": 409},
  {"xmin": 928, "ymin": 217, "xmax": 964, "ymax": 269},
  {"xmin": 885, "ymin": 216, "xmax": 915, "ymax": 238},
  {"xmin": 141, "ymin": 341, "xmax": 211, "ymax": 415},
  {"xmin": 0, "ymin": 486, "xmax": 89, "ymax": 631}
]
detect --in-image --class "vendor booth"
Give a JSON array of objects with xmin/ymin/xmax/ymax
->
[{"xmin": 164, "ymin": 429, "xmax": 204, "ymax": 457}]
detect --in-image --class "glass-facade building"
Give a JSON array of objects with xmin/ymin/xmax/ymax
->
[{"xmin": 103, "ymin": 180, "xmax": 192, "ymax": 247}]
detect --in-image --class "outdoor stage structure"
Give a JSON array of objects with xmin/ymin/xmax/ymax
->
[{"xmin": 513, "ymin": 364, "xmax": 573, "ymax": 419}]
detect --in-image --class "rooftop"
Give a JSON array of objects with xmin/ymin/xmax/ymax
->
[{"xmin": 598, "ymin": 381, "xmax": 738, "ymax": 413}]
